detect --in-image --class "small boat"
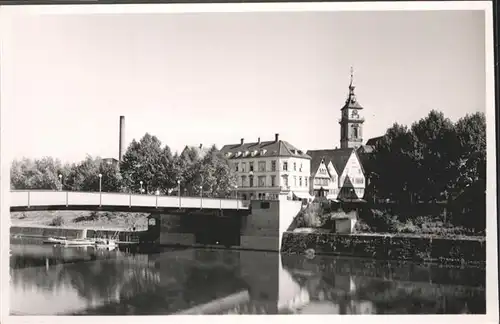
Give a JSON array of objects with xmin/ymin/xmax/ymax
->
[
  {"xmin": 43, "ymin": 236, "xmax": 68, "ymax": 244},
  {"xmin": 43, "ymin": 236, "xmax": 94, "ymax": 246},
  {"xmin": 94, "ymin": 238, "xmax": 117, "ymax": 248},
  {"xmin": 64, "ymin": 239, "xmax": 94, "ymax": 246}
]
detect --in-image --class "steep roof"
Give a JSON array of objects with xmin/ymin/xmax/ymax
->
[
  {"xmin": 220, "ymin": 138, "xmax": 311, "ymax": 160},
  {"xmin": 182, "ymin": 144, "xmax": 212, "ymax": 159},
  {"xmin": 307, "ymin": 148, "xmax": 357, "ymax": 176},
  {"xmin": 357, "ymin": 145, "xmax": 374, "ymax": 154},
  {"xmin": 366, "ymin": 136, "xmax": 383, "ymax": 146}
]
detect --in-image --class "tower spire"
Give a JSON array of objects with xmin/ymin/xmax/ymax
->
[
  {"xmin": 347, "ymin": 66, "xmax": 356, "ymax": 103},
  {"xmin": 349, "ymin": 66, "xmax": 354, "ymax": 88}
]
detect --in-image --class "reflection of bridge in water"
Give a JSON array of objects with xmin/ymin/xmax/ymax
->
[{"xmin": 10, "ymin": 244, "xmax": 486, "ymax": 315}]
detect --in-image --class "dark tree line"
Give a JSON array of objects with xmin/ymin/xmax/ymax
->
[
  {"xmin": 364, "ymin": 110, "xmax": 486, "ymax": 207},
  {"xmin": 11, "ymin": 133, "xmax": 237, "ymax": 198}
]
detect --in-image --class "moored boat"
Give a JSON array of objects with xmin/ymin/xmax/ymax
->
[
  {"xmin": 43, "ymin": 236, "xmax": 68, "ymax": 244},
  {"xmin": 94, "ymin": 238, "xmax": 117, "ymax": 248},
  {"xmin": 64, "ymin": 238, "xmax": 94, "ymax": 246}
]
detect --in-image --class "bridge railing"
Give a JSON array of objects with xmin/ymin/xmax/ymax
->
[{"xmin": 10, "ymin": 190, "xmax": 250, "ymax": 210}]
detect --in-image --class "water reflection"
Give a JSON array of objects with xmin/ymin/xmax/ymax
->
[{"xmin": 10, "ymin": 238, "xmax": 485, "ymax": 315}]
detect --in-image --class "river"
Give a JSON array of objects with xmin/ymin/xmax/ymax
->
[{"xmin": 9, "ymin": 237, "xmax": 485, "ymax": 315}]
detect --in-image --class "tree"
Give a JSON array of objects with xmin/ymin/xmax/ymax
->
[
  {"xmin": 120, "ymin": 133, "xmax": 172, "ymax": 194},
  {"xmin": 11, "ymin": 157, "xmax": 69, "ymax": 190},
  {"xmin": 63, "ymin": 156, "xmax": 123, "ymax": 192},
  {"xmin": 452, "ymin": 112, "xmax": 486, "ymax": 192},
  {"xmin": 199, "ymin": 145, "xmax": 237, "ymax": 198},
  {"xmin": 367, "ymin": 123, "xmax": 418, "ymax": 204},
  {"xmin": 369, "ymin": 110, "xmax": 486, "ymax": 206},
  {"xmin": 171, "ymin": 146, "xmax": 203, "ymax": 196},
  {"xmin": 410, "ymin": 110, "xmax": 459, "ymax": 202}
]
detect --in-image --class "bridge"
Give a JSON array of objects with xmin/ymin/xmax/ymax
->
[{"xmin": 10, "ymin": 190, "xmax": 250, "ymax": 212}]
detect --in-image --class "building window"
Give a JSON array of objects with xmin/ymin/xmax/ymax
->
[
  {"xmin": 241, "ymin": 162, "xmax": 246, "ymax": 172},
  {"xmin": 249, "ymin": 176, "xmax": 254, "ymax": 187},
  {"xmin": 294, "ymin": 176, "xmax": 297, "ymax": 187},
  {"xmin": 282, "ymin": 175, "xmax": 288, "ymax": 187},
  {"xmin": 235, "ymin": 163, "xmax": 239, "ymax": 172},
  {"xmin": 249, "ymin": 162, "xmax": 254, "ymax": 172},
  {"xmin": 241, "ymin": 176, "xmax": 246, "ymax": 187},
  {"xmin": 258, "ymin": 161, "xmax": 266, "ymax": 172},
  {"xmin": 352, "ymin": 125, "xmax": 359, "ymax": 138},
  {"xmin": 305, "ymin": 177, "xmax": 308, "ymax": 187},
  {"xmin": 271, "ymin": 160, "xmax": 277, "ymax": 171},
  {"xmin": 300, "ymin": 163, "xmax": 303, "ymax": 172},
  {"xmin": 258, "ymin": 176, "xmax": 266, "ymax": 187},
  {"xmin": 283, "ymin": 162, "xmax": 288, "ymax": 171},
  {"xmin": 293, "ymin": 162, "xmax": 297, "ymax": 171},
  {"xmin": 271, "ymin": 175, "xmax": 276, "ymax": 187},
  {"xmin": 299, "ymin": 177, "xmax": 302, "ymax": 187}
]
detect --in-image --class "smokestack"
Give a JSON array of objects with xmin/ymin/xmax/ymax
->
[
  {"xmin": 257, "ymin": 137, "xmax": 261, "ymax": 144},
  {"xmin": 275, "ymin": 133, "xmax": 279, "ymax": 142},
  {"xmin": 240, "ymin": 138, "xmax": 244, "ymax": 145},
  {"xmin": 199, "ymin": 143, "xmax": 203, "ymax": 149},
  {"xmin": 119, "ymin": 116, "xmax": 125, "ymax": 162}
]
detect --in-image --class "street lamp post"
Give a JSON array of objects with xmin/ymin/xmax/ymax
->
[
  {"xmin": 200, "ymin": 185, "xmax": 203, "ymax": 209},
  {"xmin": 58, "ymin": 174, "xmax": 62, "ymax": 191},
  {"xmin": 177, "ymin": 180, "xmax": 181, "ymax": 209},
  {"xmin": 98, "ymin": 173, "xmax": 102, "ymax": 207},
  {"xmin": 235, "ymin": 185, "xmax": 239, "ymax": 210}
]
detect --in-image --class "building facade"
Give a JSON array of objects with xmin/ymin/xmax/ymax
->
[
  {"xmin": 220, "ymin": 134, "xmax": 312, "ymax": 201},
  {"xmin": 307, "ymin": 148, "xmax": 366, "ymax": 201}
]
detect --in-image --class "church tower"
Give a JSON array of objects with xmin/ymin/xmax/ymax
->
[{"xmin": 339, "ymin": 67, "xmax": 364, "ymax": 149}]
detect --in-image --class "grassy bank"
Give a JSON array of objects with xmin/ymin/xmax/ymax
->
[
  {"xmin": 295, "ymin": 201, "xmax": 485, "ymax": 239},
  {"xmin": 11, "ymin": 210, "xmax": 149, "ymax": 231}
]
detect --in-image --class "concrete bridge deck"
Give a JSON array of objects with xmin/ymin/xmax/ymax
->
[{"xmin": 10, "ymin": 190, "xmax": 250, "ymax": 212}]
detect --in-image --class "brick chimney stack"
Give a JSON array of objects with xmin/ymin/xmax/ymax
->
[{"xmin": 119, "ymin": 116, "xmax": 125, "ymax": 162}]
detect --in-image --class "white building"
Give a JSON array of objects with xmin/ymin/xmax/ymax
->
[{"xmin": 220, "ymin": 134, "xmax": 312, "ymax": 201}]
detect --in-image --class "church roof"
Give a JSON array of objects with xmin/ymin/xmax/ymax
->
[
  {"xmin": 341, "ymin": 94, "xmax": 364, "ymax": 110},
  {"xmin": 366, "ymin": 136, "xmax": 384, "ymax": 146},
  {"xmin": 307, "ymin": 148, "xmax": 361, "ymax": 176},
  {"xmin": 341, "ymin": 68, "xmax": 363, "ymax": 110},
  {"xmin": 220, "ymin": 136, "xmax": 311, "ymax": 160}
]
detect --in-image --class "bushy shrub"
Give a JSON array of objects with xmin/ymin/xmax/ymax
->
[
  {"xmin": 354, "ymin": 219, "xmax": 372, "ymax": 233},
  {"xmin": 49, "ymin": 215, "xmax": 65, "ymax": 226}
]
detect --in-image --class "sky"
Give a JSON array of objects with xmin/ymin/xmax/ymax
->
[{"xmin": 1, "ymin": 8, "xmax": 486, "ymax": 163}]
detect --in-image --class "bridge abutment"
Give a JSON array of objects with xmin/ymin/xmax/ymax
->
[{"xmin": 147, "ymin": 199, "xmax": 302, "ymax": 252}]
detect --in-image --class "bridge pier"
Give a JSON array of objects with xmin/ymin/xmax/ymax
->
[{"xmin": 148, "ymin": 199, "xmax": 301, "ymax": 252}]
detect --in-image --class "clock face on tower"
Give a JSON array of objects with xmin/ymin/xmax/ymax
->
[{"xmin": 350, "ymin": 109, "xmax": 359, "ymax": 119}]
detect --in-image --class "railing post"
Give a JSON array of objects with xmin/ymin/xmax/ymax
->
[
  {"xmin": 129, "ymin": 193, "xmax": 132, "ymax": 208},
  {"xmin": 99, "ymin": 192, "xmax": 102, "ymax": 207},
  {"xmin": 66, "ymin": 191, "xmax": 69, "ymax": 207},
  {"xmin": 155, "ymin": 195, "xmax": 158, "ymax": 208},
  {"xmin": 27, "ymin": 191, "xmax": 30, "ymax": 209},
  {"xmin": 220, "ymin": 197, "xmax": 222, "ymax": 210}
]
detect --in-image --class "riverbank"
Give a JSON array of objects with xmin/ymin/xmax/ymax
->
[
  {"xmin": 281, "ymin": 231, "xmax": 486, "ymax": 266},
  {"xmin": 11, "ymin": 210, "xmax": 149, "ymax": 231}
]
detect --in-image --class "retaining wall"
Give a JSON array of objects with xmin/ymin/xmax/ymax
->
[{"xmin": 280, "ymin": 232, "xmax": 486, "ymax": 265}]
